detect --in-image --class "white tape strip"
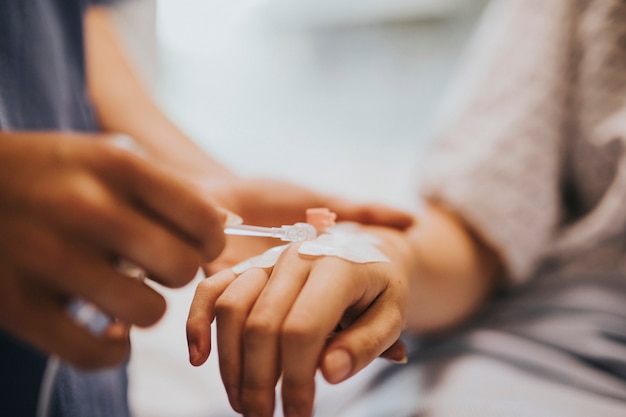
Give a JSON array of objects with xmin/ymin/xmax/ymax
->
[
  {"xmin": 232, "ymin": 244, "xmax": 289, "ymax": 274},
  {"xmin": 231, "ymin": 223, "xmax": 390, "ymax": 275}
]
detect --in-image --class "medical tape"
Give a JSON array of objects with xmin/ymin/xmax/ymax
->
[{"xmin": 231, "ymin": 223, "xmax": 390, "ymax": 275}]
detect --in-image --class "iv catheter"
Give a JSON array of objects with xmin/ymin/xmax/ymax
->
[
  {"xmin": 220, "ymin": 206, "xmax": 322, "ymax": 242},
  {"xmin": 224, "ymin": 222, "xmax": 318, "ymax": 242}
]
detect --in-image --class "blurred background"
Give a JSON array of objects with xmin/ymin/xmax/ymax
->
[{"xmin": 112, "ymin": 0, "xmax": 490, "ymax": 415}]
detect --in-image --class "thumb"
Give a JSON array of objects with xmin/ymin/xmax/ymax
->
[{"xmin": 320, "ymin": 306, "xmax": 405, "ymax": 384}]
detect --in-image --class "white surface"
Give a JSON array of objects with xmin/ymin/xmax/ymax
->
[
  {"xmin": 110, "ymin": 0, "xmax": 158, "ymax": 89},
  {"xmin": 258, "ymin": 0, "xmax": 470, "ymax": 28},
  {"xmin": 128, "ymin": 0, "xmax": 488, "ymax": 416},
  {"xmin": 153, "ymin": 0, "xmax": 488, "ymax": 208}
]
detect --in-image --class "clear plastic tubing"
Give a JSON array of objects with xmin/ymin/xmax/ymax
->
[{"xmin": 224, "ymin": 222, "xmax": 318, "ymax": 242}]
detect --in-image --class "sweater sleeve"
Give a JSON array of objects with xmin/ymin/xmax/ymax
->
[{"xmin": 418, "ymin": 0, "xmax": 577, "ymax": 283}]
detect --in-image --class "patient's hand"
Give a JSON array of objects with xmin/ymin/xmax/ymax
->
[
  {"xmin": 202, "ymin": 177, "xmax": 414, "ymax": 275},
  {"xmin": 187, "ymin": 225, "xmax": 414, "ymax": 417}
]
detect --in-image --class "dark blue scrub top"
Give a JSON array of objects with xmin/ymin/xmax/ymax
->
[
  {"xmin": 0, "ymin": 1, "xmax": 129, "ymax": 416},
  {"xmin": 0, "ymin": 0, "xmax": 121, "ymax": 131}
]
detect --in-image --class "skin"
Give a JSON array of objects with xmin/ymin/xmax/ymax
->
[
  {"xmin": 0, "ymin": 5, "xmax": 412, "ymax": 370},
  {"xmin": 187, "ymin": 203, "xmax": 502, "ymax": 417},
  {"xmin": 0, "ymin": 132, "xmax": 226, "ymax": 369}
]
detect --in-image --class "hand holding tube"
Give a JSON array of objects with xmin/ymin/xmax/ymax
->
[{"xmin": 0, "ymin": 132, "xmax": 226, "ymax": 369}]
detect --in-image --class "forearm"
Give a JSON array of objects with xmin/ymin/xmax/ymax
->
[
  {"xmin": 403, "ymin": 202, "xmax": 502, "ymax": 333},
  {"xmin": 84, "ymin": 6, "xmax": 234, "ymax": 181}
]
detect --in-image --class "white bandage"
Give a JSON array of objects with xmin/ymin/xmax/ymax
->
[
  {"xmin": 231, "ymin": 244, "xmax": 289, "ymax": 274},
  {"xmin": 231, "ymin": 223, "xmax": 390, "ymax": 275}
]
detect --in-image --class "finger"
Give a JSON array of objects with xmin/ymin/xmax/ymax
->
[
  {"xmin": 187, "ymin": 269, "xmax": 238, "ymax": 366},
  {"xmin": 112, "ymin": 149, "xmax": 226, "ymax": 261},
  {"xmin": 89, "ymin": 202, "xmax": 206, "ymax": 289},
  {"xmin": 330, "ymin": 199, "xmax": 415, "ymax": 230},
  {"xmin": 280, "ymin": 258, "xmax": 384, "ymax": 417},
  {"xmin": 28, "ymin": 247, "xmax": 166, "ymax": 328},
  {"xmin": 239, "ymin": 247, "xmax": 312, "ymax": 417},
  {"xmin": 7, "ymin": 220, "xmax": 167, "ymax": 328},
  {"xmin": 320, "ymin": 296, "xmax": 404, "ymax": 384},
  {"xmin": 69, "ymin": 264, "xmax": 166, "ymax": 329},
  {"xmin": 215, "ymin": 268, "xmax": 269, "ymax": 413},
  {"xmin": 41, "ymin": 175, "xmax": 206, "ymax": 289},
  {"xmin": 5, "ymin": 291, "xmax": 130, "ymax": 369}
]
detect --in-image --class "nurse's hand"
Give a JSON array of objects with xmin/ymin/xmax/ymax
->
[
  {"xmin": 0, "ymin": 132, "xmax": 226, "ymax": 369},
  {"xmin": 187, "ymin": 226, "xmax": 413, "ymax": 417}
]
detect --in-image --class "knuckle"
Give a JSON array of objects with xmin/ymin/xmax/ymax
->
[
  {"xmin": 196, "ymin": 277, "xmax": 218, "ymax": 293},
  {"xmin": 244, "ymin": 315, "xmax": 279, "ymax": 341},
  {"xmin": 243, "ymin": 327, "xmax": 270, "ymax": 347},
  {"xmin": 190, "ymin": 283, "xmax": 221, "ymax": 312},
  {"xmin": 193, "ymin": 279, "xmax": 220, "ymax": 304},
  {"xmin": 381, "ymin": 304, "xmax": 405, "ymax": 334},
  {"xmin": 64, "ymin": 175, "xmax": 111, "ymax": 217},
  {"xmin": 214, "ymin": 294, "xmax": 241, "ymax": 318},
  {"xmin": 281, "ymin": 318, "xmax": 319, "ymax": 346},
  {"xmin": 240, "ymin": 387, "xmax": 275, "ymax": 415}
]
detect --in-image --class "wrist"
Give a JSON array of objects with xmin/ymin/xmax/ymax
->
[{"xmin": 404, "ymin": 203, "xmax": 500, "ymax": 333}]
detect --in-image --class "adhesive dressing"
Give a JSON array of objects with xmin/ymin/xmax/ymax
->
[
  {"xmin": 232, "ymin": 244, "xmax": 289, "ymax": 274},
  {"xmin": 231, "ymin": 223, "xmax": 390, "ymax": 275}
]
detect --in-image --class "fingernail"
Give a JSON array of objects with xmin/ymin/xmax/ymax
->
[
  {"xmin": 324, "ymin": 349, "xmax": 353, "ymax": 384},
  {"xmin": 388, "ymin": 354, "xmax": 408, "ymax": 364},
  {"xmin": 217, "ymin": 207, "xmax": 244, "ymax": 227}
]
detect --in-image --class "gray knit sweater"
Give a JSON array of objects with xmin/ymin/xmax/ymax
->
[{"xmin": 417, "ymin": 0, "xmax": 626, "ymax": 401}]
